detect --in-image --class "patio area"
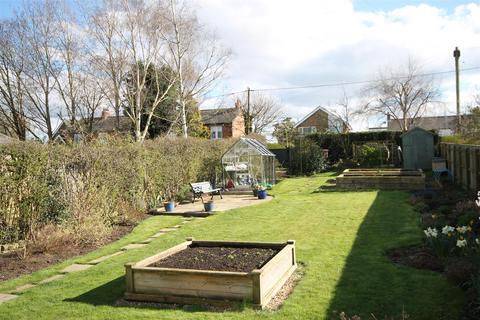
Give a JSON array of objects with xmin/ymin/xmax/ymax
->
[{"xmin": 150, "ymin": 194, "xmax": 273, "ymax": 217}]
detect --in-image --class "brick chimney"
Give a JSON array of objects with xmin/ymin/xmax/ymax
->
[{"xmin": 101, "ymin": 108, "xmax": 113, "ymax": 120}]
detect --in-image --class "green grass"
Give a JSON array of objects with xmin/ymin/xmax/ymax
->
[{"xmin": 0, "ymin": 174, "xmax": 464, "ymax": 319}]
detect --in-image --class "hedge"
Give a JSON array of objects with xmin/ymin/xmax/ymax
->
[{"xmin": 0, "ymin": 137, "xmax": 233, "ymax": 246}]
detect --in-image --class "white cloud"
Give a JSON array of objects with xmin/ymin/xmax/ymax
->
[{"xmin": 194, "ymin": 0, "xmax": 480, "ymax": 131}]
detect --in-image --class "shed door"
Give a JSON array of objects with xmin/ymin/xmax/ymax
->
[{"xmin": 403, "ymin": 142, "xmax": 418, "ymax": 170}]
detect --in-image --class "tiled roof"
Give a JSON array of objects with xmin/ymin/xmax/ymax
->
[{"xmin": 200, "ymin": 107, "xmax": 240, "ymax": 125}]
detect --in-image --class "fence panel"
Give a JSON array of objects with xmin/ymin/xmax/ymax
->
[{"xmin": 440, "ymin": 143, "xmax": 480, "ymax": 191}]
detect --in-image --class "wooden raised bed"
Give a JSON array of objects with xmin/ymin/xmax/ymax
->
[
  {"xmin": 124, "ymin": 238, "xmax": 297, "ymax": 309},
  {"xmin": 336, "ymin": 168, "xmax": 425, "ymax": 190}
]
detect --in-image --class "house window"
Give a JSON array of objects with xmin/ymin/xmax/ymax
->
[
  {"xmin": 298, "ymin": 126, "xmax": 317, "ymax": 135},
  {"xmin": 210, "ymin": 126, "xmax": 223, "ymax": 140}
]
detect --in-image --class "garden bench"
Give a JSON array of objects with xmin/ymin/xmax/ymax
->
[{"xmin": 190, "ymin": 181, "xmax": 223, "ymax": 203}]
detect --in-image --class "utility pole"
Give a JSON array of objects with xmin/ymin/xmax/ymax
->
[
  {"xmin": 246, "ymin": 87, "xmax": 251, "ymax": 134},
  {"xmin": 454, "ymin": 46, "xmax": 461, "ymax": 133}
]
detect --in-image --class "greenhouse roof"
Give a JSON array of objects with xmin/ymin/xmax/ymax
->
[{"xmin": 239, "ymin": 138, "xmax": 275, "ymax": 156}]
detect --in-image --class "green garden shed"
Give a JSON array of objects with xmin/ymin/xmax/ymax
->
[{"xmin": 401, "ymin": 127, "xmax": 434, "ymax": 170}]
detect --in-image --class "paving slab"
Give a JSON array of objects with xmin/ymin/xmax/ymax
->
[
  {"xmin": 150, "ymin": 232, "xmax": 165, "ymax": 238},
  {"xmin": 121, "ymin": 243, "xmax": 147, "ymax": 250},
  {"xmin": 12, "ymin": 283, "xmax": 36, "ymax": 293},
  {"xmin": 181, "ymin": 220, "xmax": 190, "ymax": 224},
  {"xmin": 139, "ymin": 238, "xmax": 155, "ymax": 244},
  {"xmin": 61, "ymin": 264, "xmax": 93, "ymax": 273},
  {"xmin": 87, "ymin": 251, "xmax": 124, "ymax": 265},
  {"xmin": 38, "ymin": 274, "xmax": 65, "ymax": 284},
  {"xmin": 159, "ymin": 228, "xmax": 178, "ymax": 232},
  {"xmin": 0, "ymin": 293, "xmax": 18, "ymax": 304},
  {"xmin": 172, "ymin": 225, "xmax": 182, "ymax": 228},
  {"xmin": 150, "ymin": 194, "xmax": 272, "ymax": 217}
]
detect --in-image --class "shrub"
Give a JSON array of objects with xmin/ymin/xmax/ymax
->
[{"xmin": 0, "ymin": 137, "xmax": 232, "ymax": 253}]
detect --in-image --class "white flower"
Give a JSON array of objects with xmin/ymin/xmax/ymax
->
[
  {"xmin": 442, "ymin": 226, "xmax": 455, "ymax": 235},
  {"xmin": 424, "ymin": 227, "xmax": 438, "ymax": 238},
  {"xmin": 456, "ymin": 226, "xmax": 469, "ymax": 234},
  {"xmin": 476, "ymin": 238, "xmax": 480, "ymax": 245},
  {"xmin": 456, "ymin": 239, "xmax": 467, "ymax": 248}
]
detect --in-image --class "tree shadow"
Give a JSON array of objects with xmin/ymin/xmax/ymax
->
[{"xmin": 325, "ymin": 191, "xmax": 463, "ymax": 319}]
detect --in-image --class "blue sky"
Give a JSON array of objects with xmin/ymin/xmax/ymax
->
[{"xmin": 1, "ymin": 0, "xmax": 480, "ymax": 132}]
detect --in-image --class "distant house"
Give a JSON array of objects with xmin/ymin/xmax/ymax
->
[
  {"xmin": 294, "ymin": 106, "xmax": 348, "ymax": 135},
  {"xmin": 200, "ymin": 103, "xmax": 245, "ymax": 140},
  {"xmin": 53, "ymin": 109, "xmax": 132, "ymax": 143},
  {"xmin": 387, "ymin": 115, "xmax": 472, "ymax": 136}
]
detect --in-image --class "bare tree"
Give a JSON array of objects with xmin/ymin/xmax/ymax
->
[
  {"xmin": 115, "ymin": 0, "xmax": 176, "ymax": 143},
  {"xmin": 50, "ymin": 3, "xmax": 86, "ymax": 136},
  {"xmin": 16, "ymin": 0, "xmax": 62, "ymax": 141},
  {"xmin": 238, "ymin": 92, "xmax": 283, "ymax": 134},
  {"xmin": 162, "ymin": 0, "xmax": 230, "ymax": 138},
  {"xmin": 328, "ymin": 88, "xmax": 354, "ymax": 133},
  {"xmin": 362, "ymin": 60, "xmax": 440, "ymax": 132},
  {"xmin": 0, "ymin": 20, "xmax": 29, "ymax": 140},
  {"xmin": 88, "ymin": 0, "xmax": 128, "ymax": 129}
]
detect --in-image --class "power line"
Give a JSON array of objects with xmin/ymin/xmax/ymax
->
[{"xmin": 203, "ymin": 65, "xmax": 480, "ymax": 99}]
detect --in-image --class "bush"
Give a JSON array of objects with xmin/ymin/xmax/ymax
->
[
  {"xmin": 288, "ymin": 139, "xmax": 325, "ymax": 175},
  {"xmin": 0, "ymin": 137, "xmax": 232, "ymax": 252}
]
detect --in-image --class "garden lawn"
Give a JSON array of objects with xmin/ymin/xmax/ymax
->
[{"xmin": 0, "ymin": 174, "xmax": 464, "ymax": 320}]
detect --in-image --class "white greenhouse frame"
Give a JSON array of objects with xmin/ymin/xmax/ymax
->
[{"xmin": 221, "ymin": 138, "xmax": 276, "ymax": 189}]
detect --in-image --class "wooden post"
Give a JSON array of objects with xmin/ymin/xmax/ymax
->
[
  {"xmin": 251, "ymin": 270, "xmax": 262, "ymax": 307},
  {"xmin": 287, "ymin": 240, "xmax": 296, "ymax": 266},
  {"xmin": 125, "ymin": 262, "xmax": 135, "ymax": 294},
  {"xmin": 469, "ymin": 147, "xmax": 477, "ymax": 190}
]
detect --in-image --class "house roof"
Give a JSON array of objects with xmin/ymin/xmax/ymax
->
[
  {"xmin": 294, "ymin": 106, "xmax": 339, "ymax": 128},
  {"xmin": 388, "ymin": 115, "xmax": 471, "ymax": 131},
  {"xmin": 54, "ymin": 116, "xmax": 132, "ymax": 138},
  {"xmin": 0, "ymin": 133, "xmax": 17, "ymax": 144},
  {"xmin": 200, "ymin": 107, "xmax": 240, "ymax": 125}
]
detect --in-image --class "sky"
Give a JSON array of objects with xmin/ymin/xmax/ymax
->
[
  {"xmin": 191, "ymin": 0, "xmax": 480, "ymax": 131},
  {"xmin": 0, "ymin": 0, "xmax": 479, "ymax": 133}
]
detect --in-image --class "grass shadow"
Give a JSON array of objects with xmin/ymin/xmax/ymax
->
[{"xmin": 325, "ymin": 190, "xmax": 464, "ymax": 320}]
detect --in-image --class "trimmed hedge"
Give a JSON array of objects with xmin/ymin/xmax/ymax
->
[{"xmin": 0, "ymin": 137, "xmax": 233, "ymax": 245}]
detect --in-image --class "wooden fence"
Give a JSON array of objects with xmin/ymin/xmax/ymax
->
[{"xmin": 439, "ymin": 143, "xmax": 480, "ymax": 191}]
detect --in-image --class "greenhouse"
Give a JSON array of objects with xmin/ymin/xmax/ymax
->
[{"xmin": 221, "ymin": 138, "xmax": 276, "ymax": 189}]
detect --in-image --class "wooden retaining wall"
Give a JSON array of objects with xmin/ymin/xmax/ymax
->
[
  {"xmin": 439, "ymin": 143, "xmax": 480, "ymax": 191},
  {"xmin": 125, "ymin": 239, "xmax": 297, "ymax": 308}
]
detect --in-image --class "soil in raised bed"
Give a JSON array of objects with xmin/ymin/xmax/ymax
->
[{"xmin": 150, "ymin": 245, "xmax": 280, "ymax": 272}]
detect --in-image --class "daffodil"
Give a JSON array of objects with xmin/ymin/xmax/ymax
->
[
  {"xmin": 456, "ymin": 226, "xmax": 468, "ymax": 234},
  {"xmin": 456, "ymin": 239, "xmax": 467, "ymax": 248},
  {"xmin": 423, "ymin": 227, "xmax": 438, "ymax": 238},
  {"xmin": 442, "ymin": 225, "xmax": 455, "ymax": 235}
]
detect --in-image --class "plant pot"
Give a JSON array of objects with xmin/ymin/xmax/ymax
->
[
  {"xmin": 164, "ymin": 201, "xmax": 175, "ymax": 212},
  {"xmin": 203, "ymin": 201, "xmax": 214, "ymax": 212},
  {"xmin": 252, "ymin": 189, "xmax": 258, "ymax": 197},
  {"xmin": 257, "ymin": 190, "xmax": 267, "ymax": 199}
]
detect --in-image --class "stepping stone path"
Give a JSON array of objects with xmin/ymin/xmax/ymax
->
[
  {"xmin": 87, "ymin": 251, "xmax": 124, "ymax": 265},
  {"xmin": 121, "ymin": 243, "xmax": 147, "ymax": 251},
  {"xmin": 38, "ymin": 274, "xmax": 65, "ymax": 284},
  {"xmin": 12, "ymin": 283, "xmax": 36, "ymax": 293},
  {"xmin": 0, "ymin": 293, "xmax": 18, "ymax": 304},
  {"xmin": 61, "ymin": 264, "xmax": 93, "ymax": 274},
  {"xmin": 0, "ymin": 222, "xmax": 191, "ymax": 304}
]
